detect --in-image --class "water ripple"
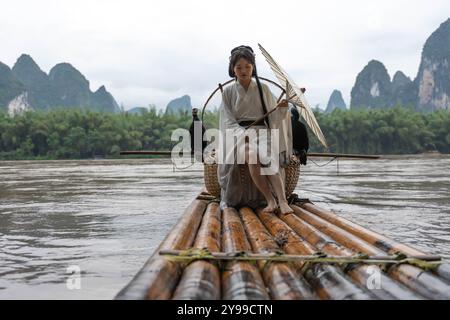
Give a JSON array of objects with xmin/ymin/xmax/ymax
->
[{"xmin": 0, "ymin": 156, "xmax": 449, "ymax": 299}]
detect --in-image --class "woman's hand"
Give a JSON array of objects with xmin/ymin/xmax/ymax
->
[{"xmin": 278, "ymin": 99, "xmax": 288, "ymax": 108}]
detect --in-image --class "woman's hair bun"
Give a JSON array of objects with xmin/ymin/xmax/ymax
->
[{"xmin": 230, "ymin": 45, "xmax": 254, "ymax": 55}]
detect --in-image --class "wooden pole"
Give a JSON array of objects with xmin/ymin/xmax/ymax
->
[
  {"xmin": 120, "ymin": 150, "xmax": 380, "ymax": 159},
  {"xmin": 307, "ymin": 153, "xmax": 380, "ymax": 159},
  {"xmin": 115, "ymin": 197, "xmax": 207, "ymax": 300},
  {"xmin": 120, "ymin": 151, "xmax": 174, "ymax": 156},
  {"xmin": 160, "ymin": 250, "xmax": 441, "ymax": 264},
  {"xmin": 280, "ymin": 212, "xmax": 421, "ymax": 299},
  {"xmin": 298, "ymin": 202, "xmax": 450, "ymax": 284},
  {"xmin": 221, "ymin": 207, "xmax": 269, "ymax": 300},
  {"xmin": 239, "ymin": 207, "xmax": 316, "ymax": 299},
  {"xmin": 256, "ymin": 208, "xmax": 373, "ymax": 300},
  {"xmin": 291, "ymin": 205, "xmax": 450, "ymax": 299},
  {"xmin": 172, "ymin": 202, "xmax": 222, "ymax": 299}
]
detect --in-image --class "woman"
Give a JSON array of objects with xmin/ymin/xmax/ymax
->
[{"xmin": 218, "ymin": 45, "xmax": 293, "ymax": 215}]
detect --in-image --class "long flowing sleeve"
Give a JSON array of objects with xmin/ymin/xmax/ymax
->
[
  {"xmin": 218, "ymin": 87, "xmax": 246, "ymax": 165},
  {"xmin": 219, "ymin": 89, "xmax": 242, "ymax": 132},
  {"xmin": 218, "ymin": 85, "xmax": 250, "ymax": 208},
  {"xmin": 263, "ymin": 84, "xmax": 292, "ymax": 165}
]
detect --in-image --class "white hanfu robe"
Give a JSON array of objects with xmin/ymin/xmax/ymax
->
[{"xmin": 218, "ymin": 79, "xmax": 293, "ymax": 209}]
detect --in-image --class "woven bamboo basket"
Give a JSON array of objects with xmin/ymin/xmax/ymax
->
[{"xmin": 204, "ymin": 155, "xmax": 300, "ymax": 198}]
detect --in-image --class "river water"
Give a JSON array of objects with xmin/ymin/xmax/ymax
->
[{"xmin": 0, "ymin": 155, "xmax": 449, "ymax": 299}]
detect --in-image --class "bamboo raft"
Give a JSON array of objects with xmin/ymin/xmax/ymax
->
[{"xmin": 115, "ymin": 191, "xmax": 450, "ymax": 300}]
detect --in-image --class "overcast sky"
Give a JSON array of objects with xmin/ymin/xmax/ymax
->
[{"xmin": 1, "ymin": 0, "xmax": 449, "ymax": 110}]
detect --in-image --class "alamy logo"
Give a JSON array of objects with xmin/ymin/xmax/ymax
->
[
  {"xmin": 171, "ymin": 126, "xmax": 281, "ymax": 175},
  {"xmin": 66, "ymin": 265, "xmax": 81, "ymax": 290},
  {"xmin": 366, "ymin": 265, "xmax": 382, "ymax": 290}
]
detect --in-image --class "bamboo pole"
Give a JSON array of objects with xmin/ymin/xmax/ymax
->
[
  {"xmin": 307, "ymin": 153, "xmax": 380, "ymax": 159},
  {"xmin": 239, "ymin": 207, "xmax": 316, "ymax": 299},
  {"xmin": 160, "ymin": 250, "xmax": 441, "ymax": 264},
  {"xmin": 292, "ymin": 205, "xmax": 450, "ymax": 299},
  {"xmin": 256, "ymin": 208, "xmax": 374, "ymax": 300},
  {"xmin": 119, "ymin": 150, "xmax": 380, "ymax": 159},
  {"xmin": 115, "ymin": 197, "xmax": 208, "ymax": 300},
  {"xmin": 120, "ymin": 151, "xmax": 173, "ymax": 155},
  {"xmin": 221, "ymin": 207, "xmax": 269, "ymax": 300},
  {"xmin": 280, "ymin": 212, "xmax": 421, "ymax": 299},
  {"xmin": 299, "ymin": 202, "xmax": 450, "ymax": 283},
  {"xmin": 172, "ymin": 202, "xmax": 222, "ymax": 299}
]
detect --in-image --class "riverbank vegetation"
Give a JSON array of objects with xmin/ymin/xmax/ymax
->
[{"xmin": 0, "ymin": 106, "xmax": 449, "ymax": 160}]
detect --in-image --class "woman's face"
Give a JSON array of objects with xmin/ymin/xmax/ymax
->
[{"xmin": 233, "ymin": 58, "xmax": 253, "ymax": 83}]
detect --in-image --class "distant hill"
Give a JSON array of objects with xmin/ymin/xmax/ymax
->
[
  {"xmin": 165, "ymin": 95, "xmax": 192, "ymax": 114},
  {"xmin": 0, "ymin": 54, "xmax": 119, "ymax": 114},
  {"xmin": 12, "ymin": 54, "xmax": 54, "ymax": 110},
  {"xmin": 325, "ymin": 90, "xmax": 347, "ymax": 112},
  {"xmin": 0, "ymin": 62, "xmax": 25, "ymax": 112},
  {"xmin": 416, "ymin": 18, "xmax": 450, "ymax": 111},
  {"xmin": 350, "ymin": 18, "xmax": 450, "ymax": 111},
  {"xmin": 127, "ymin": 107, "xmax": 148, "ymax": 114},
  {"xmin": 350, "ymin": 60, "xmax": 392, "ymax": 109}
]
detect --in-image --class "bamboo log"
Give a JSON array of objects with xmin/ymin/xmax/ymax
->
[
  {"xmin": 434, "ymin": 264, "xmax": 450, "ymax": 284},
  {"xmin": 280, "ymin": 212, "xmax": 421, "ymax": 299},
  {"xmin": 221, "ymin": 207, "xmax": 269, "ymax": 300},
  {"xmin": 256, "ymin": 208, "xmax": 374, "ymax": 300},
  {"xmin": 115, "ymin": 198, "xmax": 208, "ymax": 300},
  {"xmin": 292, "ymin": 205, "xmax": 450, "ymax": 299},
  {"xmin": 239, "ymin": 207, "xmax": 316, "ymax": 299},
  {"xmin": 299, "ymin": 202, "xmax": 450, "ymax": 283},
  {"xmin": 172, "ymin": 202, "xmax": 222, "ymax": 299}
]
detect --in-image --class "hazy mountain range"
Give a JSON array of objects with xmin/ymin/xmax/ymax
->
[
  {"xmin": 0, "ymin": 54, "xmax": 120, "ymax": 115},
  {"xmin": 326, "ymin": 18, "xmax": 450, "ymax": 112},
  {"xmin": 2, "ymin": 18, "xmax": 449, "ymax": 115}
]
